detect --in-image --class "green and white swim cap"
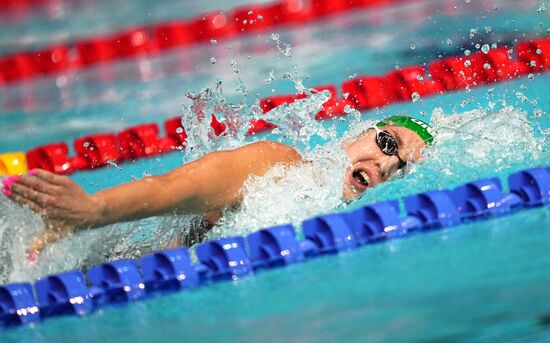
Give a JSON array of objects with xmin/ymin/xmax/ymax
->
[{"xmin": 376, "ymin": 115, "xmax": 434, "ymax": 145}]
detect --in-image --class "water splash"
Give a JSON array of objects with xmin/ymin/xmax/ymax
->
[{"xmin": 209, "ymin": 140, "xmax": 349, "ymax": 239}]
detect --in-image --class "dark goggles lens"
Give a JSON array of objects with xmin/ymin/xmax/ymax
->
[
  {"xmin": 375, "ymin": 130, "xmax": 407, "ymax": 170},
  {"xmin": 376, "ymin": 130, "xmax": 399, "ymax": 156}
]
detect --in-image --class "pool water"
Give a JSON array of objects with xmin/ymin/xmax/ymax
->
[{"xmin": 1, "ymin": 0, "xmax": 549, "ymax": 341}]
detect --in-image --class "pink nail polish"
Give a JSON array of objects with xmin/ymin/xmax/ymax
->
[
  {"xmin": 29, "ymin": 169, "xmax": 39, "ymax": 176},
  {"xmin": 2, "ymin": 178, "xmax": 13, "ymax": 188},
  {"xmin": 2, "ymin": 187, "xmax": 12, "ymax": 197}
]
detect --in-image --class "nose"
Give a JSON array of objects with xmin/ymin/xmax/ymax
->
[{"xmin": 378, "ymin": 154, "xmax": 402, "ymax": 180}]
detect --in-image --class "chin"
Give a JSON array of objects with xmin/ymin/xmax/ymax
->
[{"xmin": 342, "ymin": 186, "xmax": 360, "ymax": 201}]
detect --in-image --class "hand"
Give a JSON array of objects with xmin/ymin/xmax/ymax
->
[{"xmin": 2, "ymin": 169, "xmax": 103, "ymax": 259}]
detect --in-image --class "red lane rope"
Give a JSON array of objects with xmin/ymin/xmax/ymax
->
[
  {"xmin": 0, "ymin": 0, "xmax": 401, "ymax": 86},
  {"xmin": 19, "ymin": 36, "xmax": 549, "ymax": 175}
]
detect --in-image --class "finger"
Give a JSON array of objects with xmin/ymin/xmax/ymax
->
[
  {"xmin": 10, "ymin": 182, "xmax": 51, "ymax": 207},
  {"xmin": 28, "ymin": 235, "xmax": 47, "ymax": 259},
  {"xmin": 10, "ymin": 193, "xmax": 44, "ymax": 213},
  {"xmin": 16, "ymin": 174, "xmax": 59, "ymax": 195},
  {"xmin": 31, "ymin": 169, "xmax": 69, "ymax": 186}
]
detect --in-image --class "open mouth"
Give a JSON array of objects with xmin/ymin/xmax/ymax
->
[{"xmin": 352, "ymin": 169, "xmax": 370, "ymax": 188}]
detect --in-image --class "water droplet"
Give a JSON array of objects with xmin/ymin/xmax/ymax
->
[
  {"xmin": 528, "ymin": 73, "xmax": 535, "ymax": 80},
  {"xmin": 176, "ymin": 127, "xmax": 184, "ymax": 134},
  {"xmin": 536, "ymin": 48, "xmax": 542, "ymax": 55},
  {"xmin": 530, "ymin": 60, "xmax": 537, "ymax": 67},
  {"xmin": 83, "ymin": 142, "xmax": 90, "ymax": 148},
  {"xmin": 410, "ymin": 43, "xmax": 416, "ymax": 50},
  {"xmin": 464, "ymin": 49, "xmax": 471, "ymax": 56},
  {"xmin": 248, "ymin": 10, "xmax": 253, "ymax": 15},
  {"xmin": 411, "ymin": 92, "xmax": 421, "ymax": 103},
  {"xmin": 485, "ymin": 26, "xmax": 492, "ymax": 34},
  {"xmin": 537, "ymin": 3, "xmax": 547, "ymax": 12},
  {"xmin": 257, "ymin": 15, "xmax": 263, "ymax": 20},
  {"xmin": 210, "ymin": 39, "xmax": 217, "ymax": 45},
  {"xmin": 481, "ymin": 44, "xmax": 490, "ymax": 54},
  {"xmin": 533, "ymin": 109, "xmax": 543, "ymax": 117},
  {"xmin": 416, "ymin": 75, "xmax": 424, "ymax": 81},
  {"xmin": 446, "ymin": 38, "xmax": 453, "ymax": 45},
  {"xmin": 209, "ymin": 57, "xmax": 216, "ymax": 64},
  {"xmin": 483, "ymin": 63, "xmax": 491, "ymax": 69},
  {"xmin": 464, "ymin": 60, "xmax": 472, "ymax": 67},
  {"xmin": 491, "ymin": 43, "xmax": 498, "ymax": 49},
  {"xmin": 475, "ymin": 43, "xmax": 481, "ymax": 49},
  {"xmin": 271, "ymin": 33, "xmax": 279, "ymax": 41},
  {"xmin": 469, "ymin": 28, "xmax": 478, "ymax": 38}
]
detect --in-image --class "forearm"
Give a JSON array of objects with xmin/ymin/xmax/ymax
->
[{"xmin": 90, "ymin": 174, "xmax": 189, "ymax": 227}]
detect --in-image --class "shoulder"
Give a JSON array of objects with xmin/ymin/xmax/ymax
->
[{"xmin": 238, "ymin": 141, "xmax": 302, "ymax": 164}]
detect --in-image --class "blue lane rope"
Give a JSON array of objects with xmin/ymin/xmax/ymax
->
[{"xmin": 0, "ymin": 166, "xmax": 549, "ymax": 328}]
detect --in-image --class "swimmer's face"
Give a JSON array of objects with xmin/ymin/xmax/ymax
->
[{"xmin": 342, "ymin": 125, "xmax": 426, "ymax": 200}]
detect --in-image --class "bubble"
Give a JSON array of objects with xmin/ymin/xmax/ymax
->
[
  {"xmin": 537, "ymin": 3, "xmax": 547, "ymax": 12},
  {"xmin": 411, "ymin": 92, "xmax": 421, "ymax": 103},
  {"xmin": 257, "ymin": 15, "xmax": 263, "ymax": 20},
  {"xmin": 491, "ymin": 43, "xmax": 498, "ymax": 49},
  {"xmin": 446, "ymin": 38, "xmax": 453, "ymax": 45},
  {"xmin": 209, "ymin": 57, "xmax": 216, "ymax": 64},
  {"xmin": 475, "ymin": 43, "xmax": 481, "ymax": 49},
  {"xmin": 533, "ymin": 109, "xmax": 543, "ymax": 118},
  {"xmin": 271, "ymin": 33, "xmax": 279, "ymax": 41},
  {"xmin": 210, "ymin": 39, "xmax": 217, "ymax": 45},
  {"xmin": 175, "ymin": 127, "xmax": 184, "ymax": 134},
  {"xmin": 530, "ymin": 60, "xmax": 537, "ymax": 67},
  {"xmin": 83, "ymin": 142, "xmax": 90, "ymax": 148},
  {"xmin": 485, "ymin": 26, "xmax": 492, "ymax": 34},
  {"xmin": 464, "ymin": 60, "xmax": 472, "ymax": 67},
  {"xmin": 528, "ymin": 73, "xmax": 535, "ymax": 80},
  {"xmin": 483, "ymin": 63, "xmax": 491, "ymax": 69},
  {"xmin": 416, "ymin": 75, "xmax": 424, "ymax": 81},
  {"xmin": 464, "ymin": 49, "xmax": 471, "ymax": 56},
  {"xmin": 536, "ymin": 48, "xmax": 542, "ymax": 55},
  {"xmin": 107, "ymin": 160, "xmax": 122, "ymax": 170},
  {"xmin": 410, "ymin": 43, "xmax": 416, "ymax": 50},
  {"xmin": 248, "ymin": 10, "xmax": 253, "ymax": 15},
  {"xmin": 481, "ymin": 44, "xmax": 490, "ymax": 54}
]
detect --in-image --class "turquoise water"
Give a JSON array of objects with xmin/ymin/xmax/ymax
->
[
  {"xmin": 1, "ymin": 0, "xmax": 550, "ymax": 341},
  {"xmin": 3, "ymin": 206, "xmax": 550, "ymax": 342}
]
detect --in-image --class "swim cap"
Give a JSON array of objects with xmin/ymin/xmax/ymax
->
[{"xmin": 376, "ymin": 115, "xmax": 434, "ymax": 145}]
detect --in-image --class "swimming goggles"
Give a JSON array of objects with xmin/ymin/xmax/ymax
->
[{"xmin": 375, "ymin": 130, "xmax": 407, "ymax": 170}]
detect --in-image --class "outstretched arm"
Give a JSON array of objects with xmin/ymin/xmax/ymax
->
[
  {"xmin": 6, "ymin": 141, "xmax": 301, "ymax": 255},
  {"xmin": 91, "ymin": 141, "xmax": 301, "ymax": 225}
]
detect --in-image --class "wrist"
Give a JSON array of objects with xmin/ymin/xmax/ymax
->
[{"xmin": 89, "ymin": 193, "xmax": 108, "ymax": 228}]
